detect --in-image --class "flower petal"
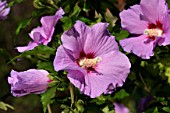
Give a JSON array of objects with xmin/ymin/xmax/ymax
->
[
  {"xmin": 120, "ymin": 5, "xmax": 148, "ymax": 34},
  {"xmin": 95, "ymin": 51, "xmax": 131, "ymax": 93},
  {"xmin": 140, "ymin": 0, "xmax": 168, "ymax": 23},
  {"xmin": 84, "ymin": 23, "xmax": 119, "ymax": 56},
  {"xmin": 67, "ymin": 70, "xmax": 85, "ymax": 92},
  {"xmin": 96, "ymin": 51, "xmax": 131, "ymax": 76},
  {"xmin": 53, "ymin": 46, "xmax": 86, "ymax": 74},
  {"xmin": 158, "ymin": 14, "xmax": 170, "ymax": 46},
  {"xmin": 120, "ymin": 35, "xmax": 156, "ymax": 59},
  {"xmin": 0, "ymin": 1, "xmax": 10, "ymax": 20},
  {"xmin": 8, "ymin": 69, "xmax": 50, "ymax": 97},
  {"xmin": 40, "ymin": 7, "xmax": 64, "ymax": 29},
  {"xmin": 16, "ymin": 42, "xmax": 38, "ymax": 53},
  {"xmin": 61, "ymin": 21, "xmax": 90, "ymax": 59},
  {"xmin": 114, "ymin": 102, "xmax": 129, "ymax": 113}
]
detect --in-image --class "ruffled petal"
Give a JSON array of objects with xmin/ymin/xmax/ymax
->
[
  {"xmin": 8, "ymin": 70, "xmax": 19, "ymax": 85},
  {"xmin": 120, "ymin": 35, "xmax": 156, "ymax": 59},
  {"xmin": 16, "ymin": 42, "xmax": 38, "ymax": 53},
  {"xmin": 140, "ymin": 0, "xmax": 168, "ymax": 23},
  {"xmin": 29, "ymin": 27, "xmax": 46, "ymax": 40},
  {"xmin": 95, "ymin": 51, "xmax": 130, "ymax": 93},
  {"xmin": 61, "ymin": 21, "xmax": 90, "ymax": 59},
  {"xmin": 83, "ymin": 72, "xmax": 112, "ymax": 98},
  {"xmin": 53, "ymin": 46, "xmax": 86, "ymax": 74},
  {"xmin": 67, "ymin": 70, "xmax": 85, "ymax": 92},
  {"xmin": 84, "ymin": 23, "xmax": 119, "ymax": 56},
  {"xmin": 40, "ymin": 7, "xmax": 64, "ymax": 29},
  {"xmin": 96, "ymin": 51, "xmax": 131, "ymax": 76},
  {"xmin": 120, "ymin": 5, "xmax": 148, "ymax": 34}
]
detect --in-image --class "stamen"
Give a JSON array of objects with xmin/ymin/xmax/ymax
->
[
  {"xmin": 79, "ymin": 57, "xmax": 102, "ymax": 68},
  {"xmin": 144, "ymin": 29, "xmax": 163, "ymax": 37}
]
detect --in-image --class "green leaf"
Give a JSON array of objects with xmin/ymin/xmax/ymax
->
[
  {"xmin": 9, "ymin": 45, "xmax": 55, "ymax": 63},
  {"xmin": 153, "ymin": 107, "xmax": 159, "ymax": 113},
  {"xmin": 115, "ymin": 30, "xmax": 129, "ymax": 41},
  {"xmin": 162, "ymin": 107, "xmax": 170, "ymax": 113},
  {"xmin": 74, "ymin": 99, "xmax": 84, "ymax": 113},
  {"xmin": 165, "ymin": 67, "xmax": 170, "ymax": 84},
  {"xmin": 104, "ymin": 8, "xmax": 118, "ymax": 27},
  {"xmin": 113, "ymin": 89, "xmax": 130, "ymax": 100},
  {"xmin": 0, "ymin": 101, "xmax": 14, "ymax": 111},
  {"xmin": 61, "ymin": 16, "xmax": 73, "ymax": 30},
  {"xmin": 102, "ymin": 106, "xmax": 115, "ymax": 113},
  {"xmin": 41, "ymin": 86, "xmax": 57, "ymax": 113},
  {"xmin": 70, "ymin": 3, "xmax": 81, "ymax": 17},
  {"xmin": 37, "ymin": 62, "xmax": 55, "ymax": 73},
  {"xmin": 16, "ymin": 18, "xmax": 32, "ymax": 35}
]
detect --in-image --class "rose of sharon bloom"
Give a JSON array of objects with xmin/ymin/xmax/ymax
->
[
  {"xmin": 53, "ymin": 21, "xmax": 131, "ymax": 98},
  {"xmin": 120, "ymin": 0, "xmax": 170, "ymax": 59},
  {"xmin": 114, "ymin": 103, "xmax": 129, "ymax": 113},
  {"xmin": 0, "ymin": 0, "xmax": 10, "ymax": 20},
  {"xmin": 16, "ymin": 7, "xmax": 64, "ymax": 52},
  {"xmin": 8, "ymin": 69, "xmax": 50, "ymax": 97}
]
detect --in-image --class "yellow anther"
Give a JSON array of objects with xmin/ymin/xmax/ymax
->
[
  {"xmin": 144, "ymin": 29, "xmax": 163, "ymax": 37},
  {"xmin": 79, "ymin": 57, "xmax": 102, "ymax": 68}
]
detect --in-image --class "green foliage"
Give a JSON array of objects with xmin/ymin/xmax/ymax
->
[
  {"xmin": 102, "ymin": 106, "xmax": 115, "ymax": 113},
  {"xmin": 41, "ymin": 86, "xmax": 57, "ymax": 113},
  {"xmin": 9, "ymin": 45, "xmax": 55, "ymax": 63},
  {"xmin": 113, "ymin": 89, "xmax": 130, "ymax": 100},
  {"xmin": 115, "ymin": 30, "xmax": 129, "ymax": 41},
  {"xmin": 0, "ymin": 101, "xmax": 14, "ymax": 111}
]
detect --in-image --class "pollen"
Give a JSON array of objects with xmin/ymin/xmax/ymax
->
[
  {"xmin": 144, "ymin": 29, "xmax": 163, "ymax": 37},
  {"xmin": 79, "ymin": 57, "xmax": 102, "ymax": 68}
]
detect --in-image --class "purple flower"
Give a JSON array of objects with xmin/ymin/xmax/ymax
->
[
  {"xmin": 138, "ymin": 95, "xmax": 154, "ymax": 113},
  {"xmin": 114, "ymin": 102, "xmax": 129, "ymax": 113},
  {"xmin": 16, "ymin": 7, "xmax": 64, "ymax": 52},
  {"xmin": 8, "ymin": 69, "xmax": 50, "ymax": 97},
  {"xmin": 119, "ymin": 0, "xmax": 170, "ymax": 59},
  {"xmin": 0, "ymin": 0, "xmax": 10, "ymax": 20},
  {"xmin": 53, "ymin": 21, "xmax": 131, "ymax": 98}
]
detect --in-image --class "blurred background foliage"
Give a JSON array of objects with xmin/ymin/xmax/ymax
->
[{"xmin": 1, "ymin": 0, "xmax": 170, "ymax": 113}]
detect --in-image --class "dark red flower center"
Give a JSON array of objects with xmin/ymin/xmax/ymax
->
[
  {"xmin": 77, "ymin": 51, "xmax": 102, "ymax": 72},
  {"xmin": 144, "ymin": 21, "xmax": 163, "ymax": 40}
]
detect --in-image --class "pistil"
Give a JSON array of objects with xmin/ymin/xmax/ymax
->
[
  {"xmin": 144, "ymin": 29, "xmax": 163, "ymax": 37},
  {"xmin": 79, "ymin": 57, "xmax": 102, "ymax": 68}
]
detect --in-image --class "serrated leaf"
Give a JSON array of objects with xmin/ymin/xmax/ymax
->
[
  {"xmin": 113, "ymin": 89, "xmax": 130, "ymax": 100},
  {"xmin": 0, "ymin": 101, "xmax": 14, "ymax": 111},
  {"xmin": 41, "ymin": 86, "xmax": 57, "ymax": 113},
  {"xmin": 37, "ymin": 62, "xmax": 55, "ymax": 73}
]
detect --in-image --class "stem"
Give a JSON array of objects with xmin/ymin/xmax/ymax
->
[
  {"xmin": 47, "ymin": 104, "xmax": 52, "ymax": 113},
  {"xmin": 69, "ymin": 83, "xmax": 75, "ymax": 107},
  {"xmin": 48, "ymin": 0, "xmax": 58, "ymax": 9},
  {"xmin": 139, "ymin": 73, "xmax": 150, "ymax": 92}
]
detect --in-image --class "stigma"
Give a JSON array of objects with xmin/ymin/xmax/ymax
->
[
  {"xmin": 144, "ymin": 29, "xmax": 163, "ymax": 37},
  {"xmin": 79, "ymin": 57, "xmax": 102, "ymax": 68}
]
